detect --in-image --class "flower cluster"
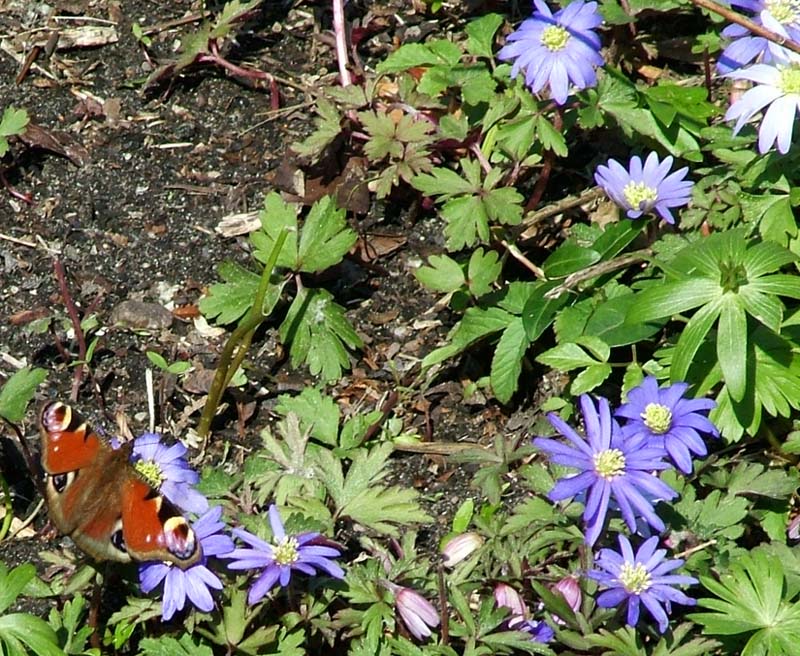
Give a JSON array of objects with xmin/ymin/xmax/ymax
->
[
  {"xmin": 534, "ymin": 377, "xmax": 717, "ymax": 546},
  {"xmin": 126, "ymin": 432, "xmax": 343, "ymax": 621},
  {"xmin": 532, "ymin": 377, "xmax": 715, "ymax": 632}
]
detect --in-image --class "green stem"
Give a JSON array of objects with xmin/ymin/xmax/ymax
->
[
  {"xmin": 197, "ymin": 228, "xmax": 289, "ymax": 438},
  {"xmin": 0, "ymin": 472, "xmax": 12, "ymax": 542}
]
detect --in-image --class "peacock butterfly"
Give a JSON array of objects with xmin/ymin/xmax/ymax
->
[{"xmin": 39, "ymin": 401, "xmax": 202, "ymax": 569}]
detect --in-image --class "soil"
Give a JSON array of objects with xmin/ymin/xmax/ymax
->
[{"xmin": 0, "ymin": 0, "xmax": 537, "ymax": 616}]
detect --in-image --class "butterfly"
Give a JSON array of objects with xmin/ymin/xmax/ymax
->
[{"xmin": 39, "ymin": 401, "xmax": 202, "ymax": 569}]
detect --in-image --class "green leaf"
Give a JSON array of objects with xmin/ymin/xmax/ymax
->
[
  {"xmin": 315, "ymin": 444, "xmax": 431, "ymax": 536},
  {"xmin": 451, "ymin": 499, "xmax": 474, "ymax": 532},
  {"xmin": 290, "ymin": 98, "xmax": 343, "ymax": 159},
  {"xmin": 571, "ymin": 362, "xmax": 612, "ymax": 394},
  {"xmin": 626, "ymin": 279, "xmax": 720, "ymax": 322},
  {"xmin": 671, "ymin": 298, "xmax": 723, "ymax": 383},
  {"xmin": 490, "ymin": 318, "xmax": 530, "ymax": 403},
  {"xmin": 584, "ymin": 293, "xmax": 663, "ymax": 347},
  {"xmin": 421, "ymin": 306, "xmax": 513, "ymax": 368},
  {"xmin": 536, "ymin": 342, "xmax": 599, "ymax": 371},
  {"xmin": 543, "ymin": 244, "xmax": 601, "ymax": 278},
  {"xmin": 279, "ymin": 288, "xmax": 362, "ymax": 382},
  {"xmin": 467, "ymin": 248, "xmax": 502, "ymax": 298},
  {"xmin": 199, "ymin": 261, "xmax": 283, "ymax": 325},
  {"xmin": 138, "ymin": 634, "xmax": 214, "ymax": 656},
  {"xmin": 692, "ymin": 548, "xmax": 800, "ymax": 651},
  {"xmin": 0, "ymin": 367, "xmax": 47, "ymax": 423},
  {"xmin": 535, "ymin": 115, "xmax": 567, "ymax": 157},
  {"xmin": 718, "ymin": 295, "xmax": 748, "ymax": 401},
  {"xmin": 146, "ymin": 351, "xmax": 169, "ymax": 370},
  {"xmin": 297, "ymin": 196, "xmax": 357, "ymax": 273},
  {"xmin": 0, "ymin": 106, "xmax": 29, "ymax": 137},
  {"xmin": 376, "ymin": 40, "xmax": 460, "ymax": 73},
  {"xmin": 521, "ymin": 283, "xmax": 567, "ymax": 341},
  {"xmin": 252, "ymin": 192, "xmax": 300, "ymax": 269},
  {"xmin": 275, "ymin": 387, "xmax": 340, "ymax": 447},
  {"xmin": 415, "ymin": 254, "xmax": 465, "ymax": 293},
  {"xmin": 0, "ymin": 614, "xmax": 62, "ymax": 656},
  {"xmin": 0, "ymin": 564, "xmax": 36, "ymax": 614},
  {"xmin": 465, "ymin": 13, "xmax": 503, "ymax": 58}
]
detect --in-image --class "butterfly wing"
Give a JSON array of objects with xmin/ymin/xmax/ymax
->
[{"xmin": 39, "ymin": 402, "xmax": 202, "ymax": 569}]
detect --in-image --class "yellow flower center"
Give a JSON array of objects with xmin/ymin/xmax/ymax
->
[
  {"xmin": 273, "ymin": 536, "xmax": 300, "ymax": 566},
  {"xmin": 594, "ymin": 449, "xmax": 626, "ymax": 480},
  {"xmin": 623, "ymin": 181, "xmax": 658, "ymax": 209},
  {"xmin": 619, "ymin": 562, "xmax": 652, "ymax": 594},
  {"xmin": 541, "ymin": 25, "xmax": 570, "ymax": 52},
  {"xmin": 766, "ymin": 0, "xmax": 800, "ymax": 24},
  {"xmin": 779, "ymin": 65, "xmax": 800, "ymax": 95},
  {"xmin": 134, "ymin": 460, "xmax": 163, "ymax": 488},
  {"xmin": 642, "ymin": 403, "xmax": 673, "ymax": 434}
]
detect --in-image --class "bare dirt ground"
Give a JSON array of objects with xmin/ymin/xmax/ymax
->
[{"xmin": 0, "ymin": 0, "xmax": 538, "ymax": 595}]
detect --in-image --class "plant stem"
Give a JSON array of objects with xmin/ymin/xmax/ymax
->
[
  {"xmin": 0, "ymin": 472, "xmax": 12, "ymax": 542},
  {"xmin": 196, "ymin": 228, "xmax": 289, "ymax": 438}
]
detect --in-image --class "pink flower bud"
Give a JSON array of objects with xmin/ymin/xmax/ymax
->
[
  {"xmin": 441, "ymin": 533, "xmax": 483, "ymax": 567},
  {"xmin": 389, "ymin": 583, "xmax": 439, "ymax": 641},
  {"xmin": 493, "ymin": 583, "xmax": 528, "ymax": 619},
  {"xmin": 552, "ymin": 576, "xmax": 581, "ymax": 613}
]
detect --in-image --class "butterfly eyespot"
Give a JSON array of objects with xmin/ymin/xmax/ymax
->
[
  {"xmin": 163, "ymin": 517, "xmax": 198, "ymax": 561},
  {"xmin": 50, "ymin": 472, "xmax": 75, "ymax": 494},
  {"xmin": 110, "ymin": 523, "xmax": 127, "ymax": 555}
]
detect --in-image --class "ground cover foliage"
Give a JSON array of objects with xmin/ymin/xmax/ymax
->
[{"xmin": 6, "ymin": 0, "xmax": 800, "ymax": 654}]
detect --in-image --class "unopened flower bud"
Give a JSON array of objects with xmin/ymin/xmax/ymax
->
[
  {"xmin": 441, "ymin": 532, "xmax": 483, "ymax": 567},
  {"xmin": 552, "ymin": 575, "xmax": 581, "ymax": 613},
  {"xmin": 383, "ymin": 581, "xmax": 440, "ymax": 641},
  {"xmin": 493, "ymin": 583, "xmax": 528, "ymax": 618}
]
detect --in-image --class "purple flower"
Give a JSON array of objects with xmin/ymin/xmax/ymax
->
[
  {"xmin": 131, "ymin": 433, "xmax": 208, "ymax": 514},
  {"xmin": 139, "ymin": 506, "xmax": 234, "ymax": 621},
  {"xmin": 617, "ymin": 377, "xmax": 718, "ymax": 474},
  {"xmin": 226, "ymin": 505, "xmax": 344, "ymax": 605},
  {"xmin": 588, "ymin": 535, "xmax": 697, "ymax": 633},
  {"xmin": 384, "ymin": 582, "xmax": 440, "ymax": 641},
  {"xmin": 533, "ymin": 395, "xmax": 677, "ymax": 546},
  {"xmin": 497, "ymin": 0, "xmax": 603, "ymax": 105},
  {"xmin": 594, "ymin": 152, "xmax": 693, "ymax": 224},
  {"xmin": 724, "ymin": 52, "xmax": 800, "ymax": 154},
  {"xmin": 717, "ymin": 1, "xmax": 800, "ymax": 73}
]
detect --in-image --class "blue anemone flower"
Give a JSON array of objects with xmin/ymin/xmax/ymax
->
[
  {"xmin": 717, "ymin": 1, "xmax": 800, "ymax": 73},
  {"xmin": 497, "ymin": 0, "xmax": 604, "ymax": 105},
  {"xmin": 617, "ymin": 377, "xmax": 718, "ymax": 474},
  {"xmin": 594, "ymin": 152, "xmax": 693, "ymax": 224},
  {"xmin": 588, "ymin": 534, "xmax": 697, "ymax": 633},
  {"xmin": 139, "ymin": 506, "xmax": 234, "ymax": 621},
  {"xmin": 226, "ymin": 505, "xmax": 344, "ymax": 605},
  {"xmin": 725, "ymin": 51, "xmax": 800, "ymax": 154},
  {"xmin": 131, "ymin": 433, "xmax": 209, "ymax": 514},
  {"xmin": 533, "ymin": 395, "xmax": 677, "ymax": 546}
]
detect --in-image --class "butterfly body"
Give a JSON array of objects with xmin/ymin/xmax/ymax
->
[{"xmin": 39, "ymin": 402, "xmax": 202, "ymax": 569}]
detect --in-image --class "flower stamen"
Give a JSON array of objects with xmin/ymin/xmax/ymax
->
[
  {"xmin": 273, "ymin": 536, "xmax": 300, "ymax": 566},
  {"xmin": 593, "ymin": 448, "xmax": 626, "ymax": 480},
  {"xmin": 619, "ymin": 562, "xmax": 652, "ymax": 595},
  {"xmin": 623, "ymin": 181, "xmax": 658, "ymax": 209},
  {"xmin": 135, "ymin": 460, "xmax": 163, "ymax": 488},
  {"xmin": 541, "ymin": 25, "xmax": 570, "ymax": 52},
  {"xmin": 641, "ymin": 402, "xmax": 673, "ymax": 434},
  {"xmin": 766, "ymin": 0, "xmax": 800, "ymax": 24}
]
